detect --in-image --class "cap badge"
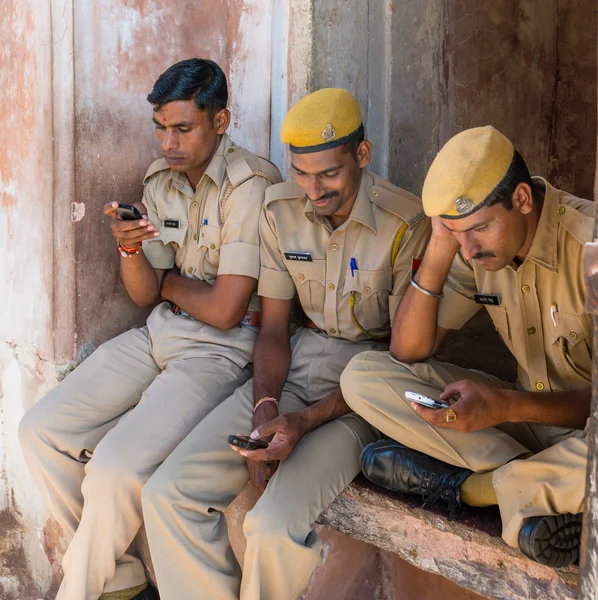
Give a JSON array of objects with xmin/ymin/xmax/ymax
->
[
  {"xmin": 322, "ymin": 123, "xmax": 336, "ymax": 142},
  {"xmin": 455, "ymin": 197, "xmax": 474, "ymax": 214}
]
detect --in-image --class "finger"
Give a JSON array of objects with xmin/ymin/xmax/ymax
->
[
  {"xmin": 133, "ymin": 201, "xmax": 148, "ymax": 217},
  {"xmin": 103, "ymin": 201, "xmax": 119, "ymax": 216},
  {"xmin": 439, "ymin": 380, "xmax": 466, "ymax": 402},
  {"xmin": 111, "ymin": 219, "xmax": 152, "ymax": 232},
  {"xmin": 250, "ymin": 416, "xmax": 284, "ymax": 439},
  {"xmin": 241, "ymin": 447, "xmax": 281, "ymax": 461},
  {"xmin": 411, "ymin": 402, "xmax": 449, "ymax": 427}
]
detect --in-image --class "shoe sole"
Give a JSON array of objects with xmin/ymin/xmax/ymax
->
[{"xmin": 518, "ymin": 513, "xmax": 582, "ymax": 568}]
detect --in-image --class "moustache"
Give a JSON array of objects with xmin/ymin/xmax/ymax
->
[
  {"xmin": 306, "ymin": 192, "xmax": 340, "ymax": 202},
  {"xmin": 473, "ymin": 251, "xmax": 496, "ymax": 260}
]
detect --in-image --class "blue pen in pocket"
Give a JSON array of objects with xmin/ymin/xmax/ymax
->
[{"xmin": 350, "ymin": 257, "xmax": 358, "ymax": 277}]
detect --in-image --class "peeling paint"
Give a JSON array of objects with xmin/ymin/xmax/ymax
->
[{"xmin": 70, "ymin": 202, "xmax": 86, "ymax": 222}]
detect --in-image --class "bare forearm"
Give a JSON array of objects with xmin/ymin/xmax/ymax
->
[
  {"xmin": 504, "ymin": 388, "xmax": 591, "ymax": 429},
  {"xmin": 160, "ymin": 272, "xmax": 253, "ymax": 329},
  {"xmin": 297, "ymin": 388, "xmax": 351, "ymax": 434},
  {"xmin": 391, "ymin": 238, "xmax": 457, "ymax": 362},
  {"xmin": 253, "ymin": 331, "xmax": 291, "ymax": 404},
  {"xmin": 120, "ymin": 253, "xmax": 161, "ymax": 306}
]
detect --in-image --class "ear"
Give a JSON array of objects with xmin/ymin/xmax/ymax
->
[
  {"xmin": 213, "ymin": 109, "xmax": 230, "ymax": 135},
  {"xmin": 512, "ymin": 182, "xmax": 534, "ymax": 215},
  {"xmin": 356, "ymin": 139, "xmax": 372, "ymax": 169}
]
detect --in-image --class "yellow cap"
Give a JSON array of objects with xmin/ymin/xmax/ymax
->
[
  {"xmin": 422, "ymin": 126, "xmax": 515, "ymax": 219},
  {"xmin": 281, "ymin": 88, "xmax": 364, "ymax": 153}
]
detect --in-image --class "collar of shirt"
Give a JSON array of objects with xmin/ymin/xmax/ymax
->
[
  {"xmin": 165, "ymin": 133, "xmax": 231, "ymax": 198},
  {"xmin": 302, "ymin": 171, "xmax": 377, "ymax": 233},
  {"xmin": 522, "ymin": 176, "xmax": 559, "ymax": 273}
]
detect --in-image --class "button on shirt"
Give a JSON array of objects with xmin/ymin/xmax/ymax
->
[
  {"xmin": 437, "ymin": 178, "xmax": 594, "ymax": 392},
  {"xmin": 258, "ymin": 172, "xmax": 432, "ymax": 342},
  {"xmin": 141, "ymin": 134, "xmax": 282, "ymax": 313}
]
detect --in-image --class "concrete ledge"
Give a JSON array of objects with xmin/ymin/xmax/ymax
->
[{"xmin": 317, "ymin": 477, "xmax": 578, "ymax": 600}]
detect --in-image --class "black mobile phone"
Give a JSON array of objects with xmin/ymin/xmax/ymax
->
[
  {"xmin": 228, "ymin": 434, "xmax": 269, "ymax": 451},
  {"xmin": 116, "ymin": 203, "xmax": 143, "ymax": 221}
]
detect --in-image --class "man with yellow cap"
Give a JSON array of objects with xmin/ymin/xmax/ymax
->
[
  {"xmin": 342, "ymin": 125, "xmax": 592, "ymax": 567},
  {"xmin": 141, "ymin": 88, "xmax": 431, "ymax": 599}
]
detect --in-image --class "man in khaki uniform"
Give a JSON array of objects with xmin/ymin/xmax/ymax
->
[
  {"xmin": 141, "ymin": 88, "xmax": 431, "ymax": 600},
  {"xmin": 19, "ymin": 58, "xmax": 280, "ymax": 600},
  {"xmin": 342, "ymin": 126, "xmax": 592, "ymax": 567}
]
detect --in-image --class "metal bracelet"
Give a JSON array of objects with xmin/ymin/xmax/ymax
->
[{"xmin": 409, "ymin": 273, "xmax": 444, "ymax": 299}]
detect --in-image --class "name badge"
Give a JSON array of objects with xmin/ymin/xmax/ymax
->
[
  {"xmin": 474, "ymin": 293, "xmax": 500, "ymax": 306},
  {"xmin": 164, "ymin": 219, "xmax": 180, "ymax": 229},
  {"xmin": 284, "ymin": 251, "xmax": 313, "ymax": 262}
]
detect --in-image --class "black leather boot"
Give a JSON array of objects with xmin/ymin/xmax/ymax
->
[
  {"xmin": 518, "ymin": 513, "xmax": 582, "ymax": 567},
  {"xmin": 360, "ymin": 439, "xmax": 472, "ymax": 520}
]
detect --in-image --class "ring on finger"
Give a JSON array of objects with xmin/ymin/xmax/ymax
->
[{"xmin": 445, "ymin": 408, "xmax": 457, "ymax": 423}]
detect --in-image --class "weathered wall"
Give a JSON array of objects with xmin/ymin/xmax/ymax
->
[
  {"xmin": 1, "ymin": 1, "xmax": 280, "ymax": 596},
  {"xmin": 72, "ymin": 0, "xmax": 275, "ymax": 349},
  {"xmin": 312, "ymin": 0, "xmax": 597, "ymax": 197},
  {"xmin": 0, "ymin": 0, "xmax": 65, "ymax": 595},
  {"xmin": 1, "ymin": 0, "xmax": 596, "ymax": 597}
]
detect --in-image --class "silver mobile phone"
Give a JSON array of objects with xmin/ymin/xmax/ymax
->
[{"xmin": 405, "ymin": 391, "xmax": 450, "ymax": 410}]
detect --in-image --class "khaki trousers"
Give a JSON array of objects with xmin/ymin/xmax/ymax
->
[
  {"xmin": 142, "ymin": 329, "xmax": 383, "ymax": 600},
  {"xmin": 340, "ymin": 351, "xmax": 588, "ymax": 547},
  {"xmin": 19, "ymin": 303, "xmax": 256, "ymax": 600}
]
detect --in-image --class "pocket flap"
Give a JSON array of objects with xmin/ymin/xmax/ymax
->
[
  {"xmin": 550, "ymin": 312, "xmax": 591, "ymax": 346},
  {"xmin": 343, "ymin": 267, "xmax": 392, "ymax": 298},
  {"xmin": 200, "ymin": 224, "xmax": 222, "ymax": 252},
  {"xmin": 284, "ymin": 259, "xmax": 326, "ymax": 286},
  {"xmin": 159, "ymin": 222, "xmax": 188, "ymax": 247}
]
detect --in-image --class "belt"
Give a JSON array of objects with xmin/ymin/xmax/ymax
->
[
  {"xmin": 304, "ymin": 318, "xmax": 391, "ymax": 344},
  {"xmin": 170, "ymin": 302, "xmax": 260, "ymax": 327}
]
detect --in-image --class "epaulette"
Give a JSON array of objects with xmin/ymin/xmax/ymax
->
[
  {"xmin": 368, "ymin": 173, "xmax": 427, "ymax": 228},
  {"xmin": 143, "ymin": 158, "xmax": 170, "ymax": 185},
  {"xmin": 220, "ymin": 145, "xmax": 283, "ymax": 222},
  {"xmin": 557, "ymin": 199, "xmax": 595, "ymax": 246},
  {"xmin": 264, "ymin": 181, "xmax": 304, "ymax": 207},
  {"xmin": 224, "ymin": 145, "xmax": 282, "ymax": 188}
]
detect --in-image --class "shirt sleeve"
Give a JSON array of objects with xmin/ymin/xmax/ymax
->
[
  {"xmin": 217, "ymin": 176, "xmax": 271, "ymax": 279},
  {"xmin": 436, "ymin": 251, "xmax": 482, "ymax": 330},
  {"xmin": 388, "ymin": 217, "xmax": 433, "ymax": 321},
  {"xmin": 141, "ymin": 181, "xmax": 176, "ymax": 269},
  {"xmin": 257, "ymin": 204, "xmax": 296, "ymax": 300}
]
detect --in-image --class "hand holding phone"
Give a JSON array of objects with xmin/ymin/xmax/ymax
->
[
  {"xmin": 103, "ymin": 201, "xmax": 158, "ymax": 245},
  {"xmin": 228, "ymin": 434, "xmax": 269, "ymax": 451},
  {"xmin": 116, "ymin": 203, "xmax": 143, "ymax": 221},
  {"xmin": 405, "ymin": 391, "xmax": 450, "ymax": 410}
]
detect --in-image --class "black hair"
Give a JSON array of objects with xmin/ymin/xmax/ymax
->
[
  {"xmin": 147, "ymin": 58, "xmax": 228, "ymax": 114},
  {"xmin": 342, "ymin": 127, "xmax": 366, "ymax": 160},
  {"xmin": 486, "ymin": 150, "xmax": 538, "ymax": 210}
]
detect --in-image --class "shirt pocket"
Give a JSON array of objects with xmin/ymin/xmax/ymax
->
[
  {"xmin": 549, "ymin": 312, "xmax": 592, "ymax": 385},
  {"xmin": 284, "ymin": 260, "xmax": 326, "ymax": 313},
  {"xmin": 486, "ymin": 305, "xmax": 513, "ymax": 352},
  {"xmin": 343, "ymin": 267, "xmax": 393, "ymax": 331},
  {"xmin": 158, "ymin": 221, "xmax": 188, "ymax": 249},
  {"xmin": 197, "ymin": 224, "xmax": 222, "ymax": 279}
]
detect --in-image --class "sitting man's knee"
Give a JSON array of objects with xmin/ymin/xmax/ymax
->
[
  {"xmin": 18, "ymin": 402, "xmax": 48, "ymax": 451},
  {"xmin": 243, "ymin": 500, "xmax": 291, "ymax": 544}
]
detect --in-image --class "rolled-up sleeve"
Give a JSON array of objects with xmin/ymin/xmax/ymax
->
[
  {"xmin": 437, "ymin": 251, "xmax": 481, "ymax": 330},
  {"xmin": 257, "ymin": 205, "xmax": 296, "ymax": 300},
  {"xmin": 388, "ymin": 217, "xmax": 433, "ymax": 321},
  {"xmin": 218, "ymin": 176, "xmax": 270, "ymax": 279},
  {"xmin": 141, "ymin": 182, "xmax": 176, "ymax": 269}
]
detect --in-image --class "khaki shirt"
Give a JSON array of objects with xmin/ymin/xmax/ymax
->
[
  {"xmin": 141, "ymin": 134, "xmax": 282, "ymax": 313},
  {"xmin": 259, "ymin": 171, "xmax": 432, "ymax": 342},
  {"xmin": 438, "ymin": 177, "xmax": 594, "ymax": 392}
]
